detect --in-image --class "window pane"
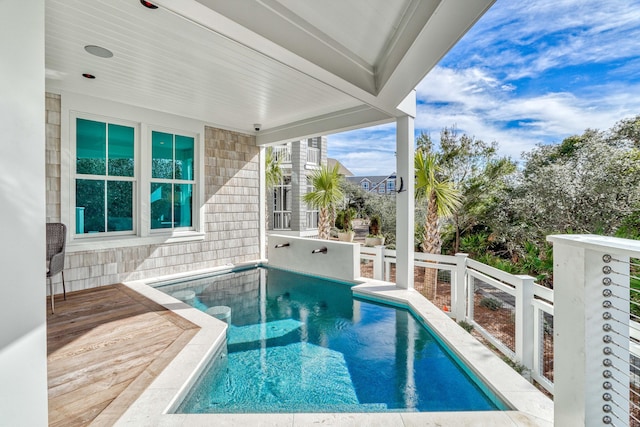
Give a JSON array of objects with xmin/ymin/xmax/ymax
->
[
  {"xmin": 76, "ymin": 179, "xmax": 105, "ymax": 233},
  {"xmin": 175, "ymin": 184, "xmax": 192, "ymax": 227},
  {"xmin": 107, "ymin": 181, "xmax": 133, "ymax": 232},
  {"xmin": 150, "ymin": 182, "xmax": 173, "ymax": 229},
  {"xmin": 77, "ymin": 118, "xmax": 106, "ymax": 175},
  {"xmin": 108, "ymin": 124, "xmax": 134, "ymax": 177},
  {"xmin": 175, "ymin": 135, "xmax": 194, "ymax": 180},
  {"xmin": 152, "ymin": 131, "xmax": 173, "ymax": 179}
]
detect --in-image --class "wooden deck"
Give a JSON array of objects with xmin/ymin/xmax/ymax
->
[{"xmin": 47, "ymin": 284, "xmax": 199, "ymax": 427}]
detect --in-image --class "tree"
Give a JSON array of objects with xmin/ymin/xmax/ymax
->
[
  {"xmin": 488, "ymin": 120, "xmax": 640, "ymax": 266},
  {"xmin": 304, "ymin": 164, "xmax": 344, "ymax": 239},
  {"xmin": 265, "ymin": 147, "xmax": 283, "ymax": 190},
  {"xmin": 417, "ymin": 129, "xmax": 516, "ymax": 254},
  {"xmin": 414, "ymin": 149, "xmax": 461, "ymax": 254},
  {"xmin": 264, "ymin": 146, "xmax": 283, "ymax": 233}
]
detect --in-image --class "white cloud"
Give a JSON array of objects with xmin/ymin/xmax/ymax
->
[{"xmin": 327, "ymin": 0, "xmax": 640, "ymax": 175}]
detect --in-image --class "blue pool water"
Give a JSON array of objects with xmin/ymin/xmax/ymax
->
[{"xmin": 156, "ymin": 267, "xmax": 507, "ymax": 413}]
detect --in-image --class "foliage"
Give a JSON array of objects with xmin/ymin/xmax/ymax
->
[
  {"xmin": 336, "ymin": 207, "xmax": 355, "ymax": 231},
  {"xmin": 490, "ymin": 119, "xmax": 640, "ymax": 259},
  {"xmin": 369, "ymin": 214, "xmax": 382, "ymax": 236},
  {"xmin": 304, "ymin": 164, "xmax": 344, "ymax": 239},
  {"xmin": 414, "ymin": 149, "xmax": 461, "ymax": 254},
  {"xmin": 479, "ymin": 297, "xmax": 502, "ymax": 311},
  {"xmin": 458, "ymin": 320, "xmax": 474, "ymax": 333},
  {"xmin": 265, "ymin": 146, "xmax": 283, "ymax": 190},
  {"xmin": 341, "ymin": 180, "xmax": 397, "ymax": 247},
  {"xmin": 502, "ymin": 356, "xmax": 528, "ymax": 376}
]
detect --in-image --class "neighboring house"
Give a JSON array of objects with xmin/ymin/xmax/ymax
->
[
  {"xmin": 347, "ymin": 173, "xmax": 397, "ymax": 195},
  {"xmin": 327, "ymin": 158, "xmax": 354, "ymax": 177},
  {"xmin": 268, "ymin": 137, "xmax": 327, "ymax": 237}
]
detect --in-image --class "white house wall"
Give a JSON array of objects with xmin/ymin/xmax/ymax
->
[
  {"xmin": 0, "ymin": 2, "xmax": 49, "ymax": 425},
  {"xmin": 45, "ymin": 93, "xmax": 261, "ymax": 292}
]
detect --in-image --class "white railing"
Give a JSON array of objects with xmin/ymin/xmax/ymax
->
[
  {"xmin": 273, "ymin": 212, "xmax": 291, "ymax": 229},
  {"xmin": 307, "ymin": 147, "xmax": 320, "ymax": 165},
  {"xmin": 359, "ymin": 236, "xmax": 640, "ymax": 425},
  {"xmin": 358, "ymin": 246, "xmax": 551, "ymax": 394},
  {"xmin": 273, "ymin": 146, "xmax": 292, "ymax": 163}
]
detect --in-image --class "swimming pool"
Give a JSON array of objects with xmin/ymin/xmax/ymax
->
[{"xmin": 155, "ymin": 267, "xmax": 508, "ymax": 413}]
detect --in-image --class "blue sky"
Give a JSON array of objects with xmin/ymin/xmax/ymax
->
[{"xmin": 328, "ymin": 0, "xmax": 640, "ymax": 176}]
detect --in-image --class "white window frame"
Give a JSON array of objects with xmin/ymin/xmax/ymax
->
[
  {"xmin": 71, "ymin": 113, "xmax": 139, "ymax": 239},
  {"xmin": 361, "ymin": 181, "xmax": 369, "ymax": 191},
  {"xmin": 387, "ymin": 179, "xmax": 395, "ymax": 192},
  {"xmin": 273, "ymin": 175, "xmax": 292, "ymax": 230},
  {"xmin": 148, "ymin": 126, "xmax": 197, "ymax": 234},
  {"xmin": 61, "ymin": 94, "xmax": 205, "ymax": 251}
]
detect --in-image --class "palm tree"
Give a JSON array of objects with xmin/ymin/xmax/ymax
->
[
  {"xmin": 265, "ymin": 147, "xmax": 282, "ymax": 232},
  {"xmin": 265, "ymin": 146, "xmax": 283, "ymax": 190},
  {"xmin": 415, "ymin": 150, "xmax": 461, "ymax": 298},
  {"xmin": 304, "ymin": 164, "xmax": 344, "ymax": 239}
]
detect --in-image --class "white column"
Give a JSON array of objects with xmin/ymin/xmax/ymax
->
[
  {"xmin": 395, "ymin": 115, "xmax": 414, "ymax": 289},
  {"xmin": 259, "ymin": 146, "xmax": 266, "ymax": 260},
  {"xmin": 0, "ymin": 1, "xmax": 48, "ymax": 425}
]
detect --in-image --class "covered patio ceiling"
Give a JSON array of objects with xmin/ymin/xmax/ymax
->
[{"xmin": 45, "ymin": 0, "xmax": 494, "ymax": 144}]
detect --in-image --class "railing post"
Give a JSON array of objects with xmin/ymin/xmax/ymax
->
[
  {"xmin": 515, "ymin": 275, "xmax": 535, "ymax": 375},
  {"xmin": 453, "ymin": 253, "xmax": 468, "ymax": 321},
  {"xmin": 372, "ymin": 245, "xmax": 385, "ymax": 280},
  {"xmin": 548, "ymin": 234, "xmax": 635, "ymax": 427}
]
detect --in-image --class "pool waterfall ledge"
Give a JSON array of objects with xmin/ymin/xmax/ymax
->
[{"xmin": 115, "ymin": 275, "xmax": 553, "ymax": 427}]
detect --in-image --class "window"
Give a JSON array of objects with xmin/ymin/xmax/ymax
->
[
  {"xmin": 150, "ymin": 131, "xmax": 194, "ymax": 230},
  {"xmin": 378, "ymin": 185, "xmax": 385, "ymax": 194},
  {"xmin": 361, "ymin": 181, "xmax": 369, "ymax": 191},
  {"xmin": 387, "ymin": 179, "xmax": 395, "ymax": 192},
  {"xmin": 273, "ymin": 175, "xmax": 292, "ymax": 229},
  {"xmin": 70, "ymin": 109, "xmax": 201, "ymax": 245},
  {"xmin": 75, "ymin": 118, "xmax": 135, "ymax": 235}
]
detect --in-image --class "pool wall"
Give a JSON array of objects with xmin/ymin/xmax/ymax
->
[
  {"xmin": 268, "ymin": 234, "xmax": 359, "ymax": 282},
  {"xmin": 115, "ymin": 267, "xmax": 553, "ymax": 426}
]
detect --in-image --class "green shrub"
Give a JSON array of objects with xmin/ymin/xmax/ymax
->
[
  {"xmin": 480, "ymin": 297, "xmax": 502, "ymax": 311},
  {"xmin": 458, "ymin": 320, "xmax": 474, "ymax": 333}
]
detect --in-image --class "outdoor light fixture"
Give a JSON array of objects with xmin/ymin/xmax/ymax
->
[{"xmin": 140, "ymin": 0, "xmax": 158, "ymax": 9}]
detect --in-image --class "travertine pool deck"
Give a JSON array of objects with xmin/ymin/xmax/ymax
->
[{"xmin": 115, "ymin": 271, "xmax": 553, "ymax": 426}]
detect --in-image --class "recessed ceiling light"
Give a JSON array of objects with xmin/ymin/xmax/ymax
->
[
  {"xmin": 82, "ymin": 73, "xmax": 96, "ymax": 79},
  {"xmin": 140, "ymin": 0, "xmax": 158, "ymax": 9},
  {"xmin": 84, "ymin": 45, "xmax": 113, "ymax": 58}
]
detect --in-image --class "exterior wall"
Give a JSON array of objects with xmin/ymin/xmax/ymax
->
[
  {"xmin": 46, "ymin": 93, "xmax": 61, "ymax": 222},
  {"xmin": 45, "ymin": 94, "xmax": 261, "ymax": 292},
  {"xmin": 0, "ymin": 2, "xmax": 49, "ymax": 425},
  {"xmin": 267, "ymin": 138, "xmax": 325, "ymax": 237},
  {"xmin": 290, "ymin": 141, "xmax": 305, "ymax": 231}
]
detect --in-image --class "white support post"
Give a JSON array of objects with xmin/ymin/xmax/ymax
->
[
  {"xmin": 395, "ymin": 115, "xmax": 414, "ymax": 289},
  {"xmin": 548, "ymin": 235, "xmax": 635, "ymax": 427},
  {"xmin": 452, "ymin": 253, "xmax": 468, "ymax": 321},
  {"xmin": 372, "ymin": 245, "xmax": 385, "ymax": 281},
  {"xmin": 259, "ymin": 146, "xmax": 266, "ymax": 260},
  {"xmin": 515, "ymin": 275, "xmax": 535, "ymax": 374},
  {"xmin": 0, "ymin": 1, "xmax": 48, "ymax": 425}
]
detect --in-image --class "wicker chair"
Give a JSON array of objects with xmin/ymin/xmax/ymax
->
[{"xmin": 46, "ymin": 223, "xmax": 67, "ymax": 313}]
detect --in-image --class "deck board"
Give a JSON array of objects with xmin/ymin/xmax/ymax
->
[{"xmin": 47, "ymin": 283, "xmax": 198, "ymax": 427}]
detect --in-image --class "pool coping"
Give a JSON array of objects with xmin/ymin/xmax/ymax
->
[{"xmin": 115, "ymin": 267, "xmax": 553, "ymax": 426}]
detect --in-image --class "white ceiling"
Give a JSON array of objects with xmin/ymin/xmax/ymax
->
[{"xmin": 45, "ymin": 0, "xmax": 494, "ymax": 144}]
